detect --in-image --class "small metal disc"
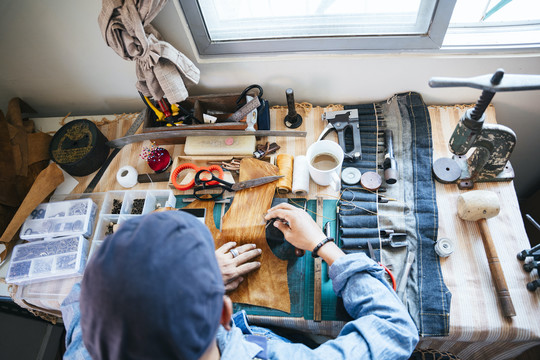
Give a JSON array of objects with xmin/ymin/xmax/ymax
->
[
  {"xmin": 433, "ymin": 157, "xmax": 461, "ymax": 184},
  {"xmin": 341, "ymin": 167, "xmax": 362, "ymax": 185},
  {"xmin": 360, "ymin": 171, "xmax": 382, "ymax": 191}
]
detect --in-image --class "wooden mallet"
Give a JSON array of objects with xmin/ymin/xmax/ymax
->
[{"xmin": 457, "ymin": 190, "xmax": 516, "ymax": 317}]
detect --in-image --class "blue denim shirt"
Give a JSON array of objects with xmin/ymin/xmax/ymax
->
[{"xmin": 61, "ymin": 253, "xmax": 419, "ymax": 359}]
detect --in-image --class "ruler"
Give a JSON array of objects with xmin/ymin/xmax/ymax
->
[
  {"xmin": 83, "ymin": 109, "xmax": 146, "ymax": 193},
  {"xmin": 228, "ymin": 96, "xmax": 260, "ymax": 122},
  {"xmin": 314, "ymin": 196, "xmax": 323, "ymax": 322}
]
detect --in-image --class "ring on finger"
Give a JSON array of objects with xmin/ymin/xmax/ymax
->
[{"xmin": 230, "ymin": 248, "xmax": 239, "ymax": 258}]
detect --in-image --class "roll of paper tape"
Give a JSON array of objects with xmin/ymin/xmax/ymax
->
[
  {"xmin": 292, "ymin": 155, "xmax": 310, "ymax": 196},
  {"xmin": 116, "ymin": 166, "xmax": 138, "ymax": 188}
]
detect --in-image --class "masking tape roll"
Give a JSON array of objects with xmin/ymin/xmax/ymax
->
[
  {"xmin": 116, "ymin": 166, "xmax": 138, "ymax": 188},
  {"xmin": 276, "ymin": 154, "xmax": 294, "ymax": 194},
  {"xmin": 292, "ymin": 155, "xmax": 310, "ymax": 197}
]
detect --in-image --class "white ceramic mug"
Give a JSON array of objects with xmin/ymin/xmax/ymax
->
[{"xmin": 306, "ymin": 140, "xmax": 344, "ymax": 190}]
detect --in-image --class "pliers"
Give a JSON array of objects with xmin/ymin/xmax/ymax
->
[{"xmin": 367, "ymin": 241, "xmax": 397, "ymax": 290}]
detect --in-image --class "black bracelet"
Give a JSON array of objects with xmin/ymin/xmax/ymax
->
[{"xmin": 312, "ymin": 237, "xmax": 335, "ymax": 258}]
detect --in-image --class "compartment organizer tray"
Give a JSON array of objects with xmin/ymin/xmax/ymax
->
[
  {"xmin": 6, "ymin": 235, "xmax": 88, "ymax": 285},
  {"xmin": 20, "ymin": 198, "xmax": 97, "ymax": 241}
]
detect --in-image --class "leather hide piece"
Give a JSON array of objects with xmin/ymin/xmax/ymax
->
[
  {"xmin": 220, "ymin": 158, "xmax": 291, "ymax": 313},
  {"xmin": 184, "ymin": 200, "xmax": 220, "ymax": 241}
]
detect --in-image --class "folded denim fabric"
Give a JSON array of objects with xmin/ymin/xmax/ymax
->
[
  {"xmin": 340, "ymin": 227, "xmax": 379, "ymax": 238},
  {"xmin": 339, "ymin": 202, "xmax": 377, "ymax": 216},
  {"xmin": 340, "ymin": 215, "xmax": 378, "ymax": 229},
  {"xmin": 340, "ymin": 191, "xmax": 377, "ymax": 202}
]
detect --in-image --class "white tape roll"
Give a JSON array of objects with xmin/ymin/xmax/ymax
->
[
  {"xmin": 292, "ymin": 155, "xmax": 310, "ymax": 196},
  {"xmin": 116, "ymin": 166, "xmax": 138, "ymax": 188},
  {"xmin": 434, "ymin": 238, "xmax": 454, "ymax": 257}
]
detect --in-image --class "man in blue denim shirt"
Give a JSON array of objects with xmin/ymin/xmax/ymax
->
[{"xmin": 61, "ymin": 204, "xmax": 418, "ymax": 359}]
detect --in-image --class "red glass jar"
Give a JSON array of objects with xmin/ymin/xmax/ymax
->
[{"xmin": 146, "ymin": 147, "xmax": 171, "ymax": 173}]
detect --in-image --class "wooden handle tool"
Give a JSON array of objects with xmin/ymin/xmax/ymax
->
[
  {"xmin": 457, "ymin": 190, "xmax": 516, "ymax": 317},
  {"xmin": 477, "ymin": 218, "xmax": 516, "ymax": 317}
]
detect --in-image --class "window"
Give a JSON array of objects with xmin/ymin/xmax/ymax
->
[
  {"xmin": 444, "ymin": 0, "xmax": 540, "ymax": 49},
  {"xmin": 177, "ymin": 0, "xmax": 540, "ymax": 55}
]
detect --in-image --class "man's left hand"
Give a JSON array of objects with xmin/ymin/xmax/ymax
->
[{"xmin": 215, "ymin": 242, "xmax": 262, "ymax": 291}]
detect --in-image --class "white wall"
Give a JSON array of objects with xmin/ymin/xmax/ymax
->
[{"xmin": 1, "ymin": 0, "xmax": 539, "ymax": 197}]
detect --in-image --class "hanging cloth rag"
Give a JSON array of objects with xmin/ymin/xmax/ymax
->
[{"xmin": 98, "ymin": 0, "xmax": 200, "ymax": 103}]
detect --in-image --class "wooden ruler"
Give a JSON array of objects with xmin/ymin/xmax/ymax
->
[{"xmin": 314, "ymin": 196, "xmax": 323, "ymax": 322}]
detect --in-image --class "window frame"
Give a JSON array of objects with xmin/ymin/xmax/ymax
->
[{"xmin": 178, "ymin": 0, "xmax": 457, "ymax": 55}]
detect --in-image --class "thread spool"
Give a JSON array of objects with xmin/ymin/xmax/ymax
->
[
  {"xmin": 276, "ymin": 154, "xmax": 294, "ymax": 194},
  {"xmin": 292, "ymin": 155, "xmax": 310, "ymax": 196},
  {"xmin": 434, "ymin": 238, "xmax": 454, "ymax": 257},
  {"xmin": 116, "ymin": 166, "xmax": 138, "ymax": 188}
]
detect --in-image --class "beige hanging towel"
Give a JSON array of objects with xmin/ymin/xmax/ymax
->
[{"xmin": 98, "ymin": 0, "xmax": 200, "ymax": 103}]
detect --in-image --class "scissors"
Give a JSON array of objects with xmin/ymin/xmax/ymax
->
[
  {"xmin": 193, "ymin": 169, "xmax": 283, "ymax": 200},
  {"xmin": 367, "ymin": 241, "xmax": 397, "ymax": 291},
  {"xmin": 171, "ymin": 163, "xmax": 224, "ymax": 191}
]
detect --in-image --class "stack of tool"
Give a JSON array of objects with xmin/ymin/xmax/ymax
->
[
  {"xmin": 517, "ymin": 215, "xmax": 540, "ymax": 292},
  {"xmin": 316, "ymin": 104, "xmax": 404, "ymax": 292}
]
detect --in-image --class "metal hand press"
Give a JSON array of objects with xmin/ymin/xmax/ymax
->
[{"xmin": 429, "ymin": 69, "xmax": 540, "ymax": 189}]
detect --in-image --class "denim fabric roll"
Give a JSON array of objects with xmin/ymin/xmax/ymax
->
[
  {"xmin": 357, "ymin": 127, "xmax": 378, "ymax": 136},
  {"xmin": 339, "ymin": 202, "xmax": 377, "ymax": 216},
  {"xmin": 340, "ymin": 227, "xmax": 379, "ymax": 238},
  {"xmin": 340, "ymin": 191, "xmax": 377, "ymax": 202},
  {"xmin": 344, "ymin": 153, "xmax": 377, "ymax": 162},
  {"xmin": 360, "ymin": 140, "xmax": 378, "ymax": 148},
  {"xmin": 341, "ymin": 237, "xmax": 380, "ymax": 249},
  {"xmin": 340, "ymin": 215, "xmax": 378, "ymax": 229},
  {"xmin": 358, "ymin": 118, "xmax": 377, "ymax": 126},
  {"xmin": 341, "ymin": 160, "xmax": 376, "ymax": 169}
]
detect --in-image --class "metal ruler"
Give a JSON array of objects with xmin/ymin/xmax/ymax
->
[
  {"xmin": 83, "ymin": 109, "xmax": 147, "ymax": 193},
  {"xmin": 228, "ymin": 96, "xmax": 260, "ymax": 122},
  {"xmin": 314, "ymin": 196, "xmax": 323, "ymax": 322},
  {"xmin": 107, "ymin": 129, "xmax": 307, "ymax": 148}
]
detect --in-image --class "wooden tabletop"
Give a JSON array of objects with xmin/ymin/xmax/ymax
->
[{"xmin": 5, "ymin": 102, "xmax": 540, "ymax": 359}]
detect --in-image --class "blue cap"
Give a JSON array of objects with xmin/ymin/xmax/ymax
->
[{"xmin": 80, "ymin": 211, "xmax": 224, "ymax": 359}]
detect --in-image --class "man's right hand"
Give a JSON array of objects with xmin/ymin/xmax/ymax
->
[
  {"xmin": 265, "ymin": 203, "xmax": 326, "ymax": 251},
  {"xmin": 265, "ymin": 203, "xmax": 345, "ymax": 266}
]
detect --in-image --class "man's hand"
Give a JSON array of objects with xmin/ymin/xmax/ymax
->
[
  {"xmin": 265, "ymin": 203, "xmax": 345, "ymax": 266},
  {"xmin": 265, "ymin": 203, "xmax": 326, "ymax": 252},
  {"xmin": 215, "ymin": 242, "xmax": 262, "ymax": 292}
]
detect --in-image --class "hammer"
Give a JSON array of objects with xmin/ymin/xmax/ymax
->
[{"xmin": 457, "ymin": 190, "xmax": 516, "ymax": 317}]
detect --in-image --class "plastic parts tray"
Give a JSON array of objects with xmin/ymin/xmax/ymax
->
[
  {"xmin": 6, "ymin": 235, "xmax": 88, "ymax": 285},
  {"xmin": 20, "ymin": 198, "xmax": 97, "ymax": 241}
]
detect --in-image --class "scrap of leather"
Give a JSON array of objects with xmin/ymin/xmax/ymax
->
[
  {"xmin": 184, "ymin": 200, "xmax": 220, "ymax": 241},
  {"xmin": 220, "ymin": 158, "xmax": 291, "ymax": 313},
  {"xmin": 6, "ymin": 98, "xmax": 30, "ymax": 177},
  {"xmin": 0, "ymin": 110, "xmax": 19, "ymax": 207},
  {"xmin": 0, "ymin": 163, "xmax": 64, "ymax": 244},
  {"xmin": 27, "ymin": 132, "xmax": 52, "ymax": 164}
]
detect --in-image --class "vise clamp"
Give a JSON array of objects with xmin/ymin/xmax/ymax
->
[
  {"xmin": 429, "ymin": 69, "xmax": 540, "ymax": 189},
  {"xmin": 318, "ymin": 109, "xmax": 362, "ymax": 160}
]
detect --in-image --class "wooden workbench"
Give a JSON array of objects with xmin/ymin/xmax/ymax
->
[{"xmin": 4, "ymin": 102, "xmax": 540, "ymax": 359}]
